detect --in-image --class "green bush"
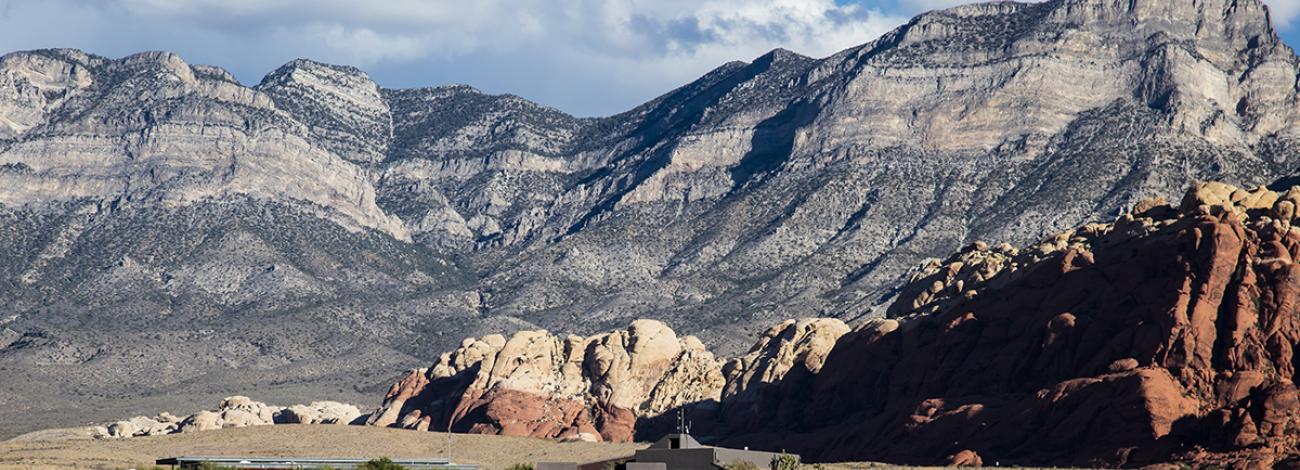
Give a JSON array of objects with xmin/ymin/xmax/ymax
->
[
  {"xmin": 505, "ymin": 464, "xmax": 535, "ymax": 470},
  {"xmin": 770, "ymin": 453, "xmax": 800, "ymax": 470},
  {"xmin": 357, "ymin": 457, "xmax": 410, "ymax": 470}
]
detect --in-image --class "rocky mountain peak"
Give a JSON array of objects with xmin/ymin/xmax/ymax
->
[
  {"xmin": 756, "ymin": 47, "xmax": 811, "ymax": 64},
  {"xmin": 257, "ymin": 57, "xmax": 391, "ymax": 164},
  {"xmin": 807, "ymin": 0, "xmax": 1298, "ymax": 157},
  {"xmin": 257, "ymin": 58, "xmax": 376, "ymax": 92},
  {"xmin": 0, "ymin": 49, "xmax": 97, "ymax": 138}
]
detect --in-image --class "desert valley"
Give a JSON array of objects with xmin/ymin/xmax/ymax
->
[{"xmin": 5, "ymin": 0, "xmax": 1300, "ymax": 468}]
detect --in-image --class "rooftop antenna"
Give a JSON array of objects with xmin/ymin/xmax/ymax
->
[{"xmin": 677, "ymin": 408, "xmax": 686, "ymax": 434}]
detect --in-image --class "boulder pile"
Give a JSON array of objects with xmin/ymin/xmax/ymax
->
[{"xmin": 94, "ymin": 396, "xmax": 362, "ymax": 438}]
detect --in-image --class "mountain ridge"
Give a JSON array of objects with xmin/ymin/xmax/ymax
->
[{"xmin": 3, "ymin": 0, "xmax": 1300, "ymax": 440}]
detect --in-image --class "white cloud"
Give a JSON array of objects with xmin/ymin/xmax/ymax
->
[
  {"xmin": 98, "ymin": 0, "xmax": 902, "ymax": 65},
  {"xmin": 0, "ymin": 0, "xmax": 905, "ymax": 115},
  {"xmin": 1268, "ymin": 0, "xmax": 1300, "ymax": 28},
  {"xmin": 0, "ymin": 0, "xmax": 1296, "ymax": 115}
]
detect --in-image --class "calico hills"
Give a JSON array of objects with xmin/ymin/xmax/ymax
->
[{"xmin": 2, "ymin": 0, "xmax": 1300, "ymax": 441}]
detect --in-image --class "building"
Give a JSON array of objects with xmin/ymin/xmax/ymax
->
[
  {"xmin": 154, "ymin": 455, "xmax": 479, "ymax": 469},
  {"xmin": 627, "ymin": 434, "xmax": 796, "ymax": 470}
]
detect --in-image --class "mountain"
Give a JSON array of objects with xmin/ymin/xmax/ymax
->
[
  {"xmin": 362, "ymin": 181, "xmax": 1300, "ymax": 467},
  {"xmin": 2, "ymin": 0, "xmax": 1300, "ymax": 438}
]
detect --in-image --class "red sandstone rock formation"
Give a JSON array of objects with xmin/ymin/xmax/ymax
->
[
  {"xmin": 367, "ymin": 319, "xmax": 725, "ymax": 442},
  {"xmin": 367, "ymin": 317, "xmax": 847, "ymax": 443},
  {"xmin": 372, "ymin": 182, "xmax": 1300, "ymax": 467},
  {"xmin": 722, "ymin": 183, "xmax": 1300, "ymax": 467}
]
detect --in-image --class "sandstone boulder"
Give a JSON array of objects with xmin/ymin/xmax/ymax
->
[
  {"xmin": 102, "ymin": 396, "xmax": 361, "ymax": 437},
  {"xmin": 219, "ymin": 409, "xmax": 264, "ymax": 428},
  {"xmin": 106, "ymin": 420, "xmax": 135, "ymax": 438},
  {"xmin": 104, "ymin": 415, "xmax": 177, "ymax": 437},
  {"xmin": 216, "ymin": 395, "xmax": 279, "ymax": 425},
  {"xmin": 946, "ymin": 450, "xmax": 982, "ymax": 467},
  {"xmin": 179, "ymin": 411, "xmax": 222, "ymax": 433},
  {"xmin": 277, "ymin": 401, "xmax": 362, "ymax": 424}
]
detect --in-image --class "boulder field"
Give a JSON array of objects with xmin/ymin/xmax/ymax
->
[{"xmin": 369, "ymin": 182, "xmax": 1300, "ymax": 467}]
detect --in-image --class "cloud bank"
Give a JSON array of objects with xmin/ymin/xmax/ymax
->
[{"xmin": 0, "ymin": 0, "xmax": 1296, "ymax": 116}]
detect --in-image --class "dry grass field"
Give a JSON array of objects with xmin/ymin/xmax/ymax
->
[
  {"xmin": 0, "ymin": 424, "xmax": 1088, "ymax": 470},
  {"xmin": 0, "ymin": 424, "xmax": 644, "ymax": 470}
]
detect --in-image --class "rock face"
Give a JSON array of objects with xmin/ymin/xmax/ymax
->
[
  {"xmin": 367, "ymin": 320, "xmax": 724, "ymax": 442},
  {"xmin": 5, "ymin": 0, "xmax": 1300, "ymax": 439},
  {"xmin": 367, "ymin": 181, "xmax": 1300, "ymax": 466},
  {"xmin": 719, "ymin": 319, "xmax": 849, "ymax": 428},
  {"xmin": 714, "ymin": 182, "xmax": 1300, "ymax": 467},
  {"xmin": 95, "ymin": 396, "xmax": 361, "ymax": 438},
  {"xmin": 365, "ymin": 317, "xmax": 849, "ymax": 442}
]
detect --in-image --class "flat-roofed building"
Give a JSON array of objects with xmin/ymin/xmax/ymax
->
[{"xmin": 630, "ymin": 434, "xmax": 795, "ymax": 470}]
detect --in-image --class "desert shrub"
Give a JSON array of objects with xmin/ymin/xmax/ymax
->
[
  {"xmin": 196, "ymin": 463, "xmax": 236, "ymax": 470},
  {"xmin": 357, "ymin": 457, "xmax": 409, "ymax": 470},
  {"xmin": 770, "ymin": 453, "xmax": 799, "ymax": 470},
  {"xmin": 505, "ymin": 464, "xmax": 535, "ymax": 470},
  {"xmin": 725, "ymin": 461, "xmax": 760, "ymax": 470}
]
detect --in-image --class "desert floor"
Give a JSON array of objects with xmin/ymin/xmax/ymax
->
[
  {"xmin": 0, "ymin": 424, "xmax": 1075, "ymax": 470},
  {"xmin": 0, "ymin": 424, "xmax": 643, "ymax": 470}
]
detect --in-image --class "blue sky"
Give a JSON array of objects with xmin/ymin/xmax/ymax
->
[{"xmin": 1, "ymin": 0, "xmax": 1298, "ymax": 117}]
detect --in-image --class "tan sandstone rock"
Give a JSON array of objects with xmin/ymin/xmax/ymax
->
[
  {"xmin": 179, "ymin": 410, "xmax": 222, "ymax": 433},
  {"xmin": 277, "ymin": 401, "xmax": 362, "ymax": 424},
  {"xmin": 369, "ymin": 319, "xmax": 725, "ymax": 442}
]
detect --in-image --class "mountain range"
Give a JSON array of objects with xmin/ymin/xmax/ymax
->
[{"xmin": 2, "ymin": 0, "xmax": 1299, "ymax": 439}]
